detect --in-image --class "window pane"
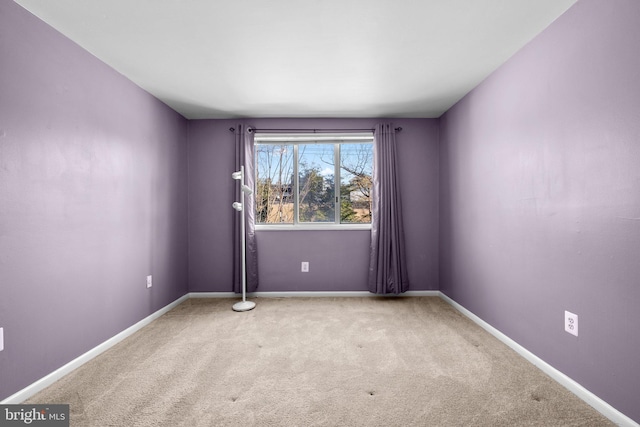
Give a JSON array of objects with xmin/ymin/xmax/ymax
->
[
  {"xmin": 298, "ymin": 144, "xmax": 335, "ymax": 223},
  {"xmin": 340, "ymin": 143, "xmax": 373, "ymax": 224},
  {"xmin": 255, "ymin": 144, "xmax": 294, "ymax": 224}
]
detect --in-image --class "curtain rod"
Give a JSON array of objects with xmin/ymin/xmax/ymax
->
[{"xmin": 228, "ymin": 127, "xmax": 402, "ymax": 133}]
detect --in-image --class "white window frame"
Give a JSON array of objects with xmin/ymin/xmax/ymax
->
[{"xmin": 254, "ymin": 132, "xmax": 374, "ymax": 231}]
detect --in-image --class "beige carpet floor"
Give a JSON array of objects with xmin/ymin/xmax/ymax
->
[{"xmin": 27, "ymin": 297, "xmax": 614, "ymax": 426}]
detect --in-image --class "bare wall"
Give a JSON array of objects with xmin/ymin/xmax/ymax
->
[
  {"xmin": 0, "ymin": 1, "xmax": 189, "ymax": 401},
  {"xmin": 187, "ymin": 118, "xmax": 439, "ymax": 292},
  {"xmin": 439, "ymin": 0, "xmax": 640, "ymax": 422}
]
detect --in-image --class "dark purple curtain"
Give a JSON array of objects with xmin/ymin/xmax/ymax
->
[
  {"xmin": 367, "ymin": 123, "xmax": 409, "ymax": 294},
  {"xmin": 233, "ymin": 124, "xmax": 259, "ymax": 293}
]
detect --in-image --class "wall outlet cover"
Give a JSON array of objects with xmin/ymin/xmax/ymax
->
[
  {"xmin": 565, "ymin": 311, "xmax": 578, "ymax": 337},
  {"xmin": 301, "ymin": 262, "xmax": 309, "ymax": 272},
  {"xmin": 146, "ymin": 275, "xmax": 153, "ymax": 288},
  {"xmin": 0, "ymin": 327, "xmax": 4, "ymax": 352}
]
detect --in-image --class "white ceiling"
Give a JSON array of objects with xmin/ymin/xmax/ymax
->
[{"xmin": 15, "ymin": 0, "xmax": 577, "ymax": 119}]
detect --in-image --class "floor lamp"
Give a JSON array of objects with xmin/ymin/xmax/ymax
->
[{"xmin": 232, "ymin": 166, "xmax": 256, "ymax": 312}]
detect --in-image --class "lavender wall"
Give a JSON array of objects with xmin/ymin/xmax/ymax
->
[
  {"xmin": 0, "ymin": 1, "xmax": 189, "ymax": 401},
  {"xmin": 439, "ymin": 0, "xmax": 640, "ymax": 422},
  {"xmin": 188, "ymin": 118, "xmax": 439, "ymax": 292}
]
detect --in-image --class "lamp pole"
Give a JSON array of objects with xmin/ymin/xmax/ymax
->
[{"xmin": 232, "ymin": 166, "xmax": 256, "ymax": 312}]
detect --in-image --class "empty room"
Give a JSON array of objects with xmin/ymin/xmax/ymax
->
[{"xmin": 1, "ymin": 0, "xmax": 639, "ymax": 425}]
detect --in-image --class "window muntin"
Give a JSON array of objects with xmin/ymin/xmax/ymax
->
[{"xmin": 255, "ymin": 133, "xmax": 373, "ymax": 228}]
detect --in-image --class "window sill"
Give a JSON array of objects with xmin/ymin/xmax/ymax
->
[{"xmin": 255, "ymin": 224, "xmax": 371, "ymax": 231}]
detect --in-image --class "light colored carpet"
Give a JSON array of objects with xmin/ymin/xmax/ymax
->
[{"xmin": 27, "ymin": 297, "xmax": 613, "ymax": 426}]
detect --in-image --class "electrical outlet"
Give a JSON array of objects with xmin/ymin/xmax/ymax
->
[
  {"xmin": 1, "ymin": 327, "xmax": 4, "ymax": 352},
  {"xmin": 301, "ymin": 262, "xmax": 309, "ymax": 272},
  {"xmin": 565, "ymin": 311, "xmax": 578, "ymax": 337},
  {"xmin": 146, "ymin": 275, "xmax": 152, "ymax": 288}
]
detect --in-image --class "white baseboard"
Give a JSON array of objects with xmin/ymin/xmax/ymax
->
[
  {"xmin": 439, "ymin": 292, "xmax": 638, "ymax": 427},
  {"xmin": 1, "ymin": 294, "xmax": 189, "ymax": 405},
  {"xmin": 190, "ymin": 290, "xmax": 440, "ymax": 299}
]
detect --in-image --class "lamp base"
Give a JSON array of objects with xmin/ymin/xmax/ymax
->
[{"xmin": 232, "ymin": 300, "xmax": 256, "ymax": 312}]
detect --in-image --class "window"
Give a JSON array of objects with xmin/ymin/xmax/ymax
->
[{"xmin": 255, "ymin": 133, "xmax": 373, "ymax": 228}]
